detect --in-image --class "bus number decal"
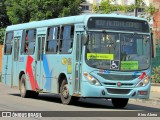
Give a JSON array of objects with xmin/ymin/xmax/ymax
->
[
  {"xmin": 43, "ymin": 54, "xmax": 52, "ymax": 91},
  {"xmin": 87, "ymin": 53, "xmax": 114, "ymax": 60},
  {"xmin": 26, "ymin": 55, "xmax": 39, "ymax": 90},
  {"xmin": 121, "ymin": 61, "xmax": 138, "ymax": 70}
]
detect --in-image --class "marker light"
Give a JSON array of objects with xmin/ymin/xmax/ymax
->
[
  {"xmin": 138, "ymin": 91, "xmax": 148, "ymax": 95},
  {"xmin": 83, "ymin": 72, "xmax": 101, "ymax": 86},
  {"xmin": 139, "ymin": 72, "xmax": 146, "ymax": 79}
]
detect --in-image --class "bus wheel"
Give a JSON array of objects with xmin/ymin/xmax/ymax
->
[
  {"xmin": 112, "ymin": 98, "xmax": 129, "ymax": 108},
  {"xmin": 60, "ymin": 79, "xmax": 75, "ymax": 105},
  {"xmin": 20, "ymin": 74, "xmax": 30, "ymax": 98}
]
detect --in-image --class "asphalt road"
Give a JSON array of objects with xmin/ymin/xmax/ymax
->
[{"xmin": 0, "ymin": 82, "xmax": 160, "ymax": 120}]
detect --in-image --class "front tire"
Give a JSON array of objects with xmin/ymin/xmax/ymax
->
[
  {"xmin": 112, "ymin": 98, "xmax": 129, "ymax": 108},
  {"xmin": 60, "ymin": 79, "xmax": 78, "ymax": 105}
]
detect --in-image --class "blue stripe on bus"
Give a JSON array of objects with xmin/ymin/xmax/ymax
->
[{"xmin": 43, "ymin": 54, "xmax": 52, "ymax": 91}]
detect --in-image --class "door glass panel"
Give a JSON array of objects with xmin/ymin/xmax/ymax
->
[
  {"xmin": 14, "ymin": 38, "xmax": 20, "ymax": 61},
  {"xmin": 37, "ymin": 36, "xmax": 45, "ymax": 61}
]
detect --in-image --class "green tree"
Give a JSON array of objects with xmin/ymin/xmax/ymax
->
[
  {"xmin": 95, "ymin": 0, "xmax": 118, "ymax": 14},
  {"xmin": 5, "ymin": 0, "xmax": 84, "ymax": 24},
  {"xmin": 145, "ymin": 3, "xmax": 155, "ymax": 21},
  {"xmin": 0, "ymin": 0, "xmax": 10, "ymax": 27},
  {"xmin": 92, "ymin": 0, "xmax": 134, "ymax": 14},
  {"xmin": 93, "ymin": 0, "xmax": 154, "ymax": 17},
  {"xmin": 0, "ymin": 28, "xmax": 5, "ymax": 45}
]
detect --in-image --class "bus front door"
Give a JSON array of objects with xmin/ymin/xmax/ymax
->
[
  {"xmin": 35, "ymin": 35, "xmax": 45, "ymax": 90},
  {"xmin": 74, "ymin": 33, "xmax": 82, "ymax": 93}
]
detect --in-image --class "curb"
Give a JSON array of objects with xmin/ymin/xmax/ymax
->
[
  {"xmin": 129, "ymin": 98, "xmax": 160, "ymax": 105},
  {"xmin": 151, "ymin": 83, "xmax": 160, "ymax": 86}
]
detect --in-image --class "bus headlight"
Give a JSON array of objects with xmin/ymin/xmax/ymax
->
[
  {"xmin": 136, "ymin": 77, "xmax": 149, "ymax": 87},
  {"xmin": 83, "ymin": 72, "xmax": 101, "ymax": 86}
]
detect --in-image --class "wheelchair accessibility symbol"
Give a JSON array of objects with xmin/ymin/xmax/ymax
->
[{"xmin": 110, "ymin": 60, "xmax": 120, "ymax": 70}]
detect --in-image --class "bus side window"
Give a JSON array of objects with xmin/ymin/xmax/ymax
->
[
  {"xmin": 27, "ymin": 29, "xmax": 36, "ymax": 55},
  {"xmin": 46, "ymin": 27, "xmax": 59, "ymax": 54},
  {"xmin": 24, "ymin": 31, "xmax": 28, "ymax": 53},
  {"xmin": 4, "ymin": 32, "xmax": 13, "ymax": 55},
  {"xmin": 21, "ymin": 30, "xmax": 27, "ymax": 54},
  {"xmin": 60, "ymin": 25, "xmax": 74, "ymax": 53}
]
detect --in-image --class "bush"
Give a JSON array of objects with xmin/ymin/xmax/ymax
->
[
  {"xmin": 152, "ymin": 66, "xmax": 160, "ymax": 83},
  {"xmin": 0, "ymin": 28, "xmax": 5, "ymax": 45}
]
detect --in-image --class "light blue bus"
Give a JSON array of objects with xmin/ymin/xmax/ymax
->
[{"xmin": 1, "ymin": 14, "xmax": 153, "ymax": 108}]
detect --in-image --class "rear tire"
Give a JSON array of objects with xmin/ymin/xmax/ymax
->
[
  {"xmin": 60, "ymin": 79, "xmax": 78, "ymax": 105},
  {"xmin": 112, "ymin": 98, "xmax": 129, "ymax": 108},
  {"xmin": 20, "ymin": 74, "xmax": 30, "ymax": 98}
]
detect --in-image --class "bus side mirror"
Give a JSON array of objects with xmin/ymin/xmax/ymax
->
[{"xmin": 82, "ymin": 34, "xmax": 88, "ymax": 45}]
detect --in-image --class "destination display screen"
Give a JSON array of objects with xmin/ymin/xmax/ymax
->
[{"xmin": 87, "ymin": 17, "xmax": 149, "ymax": 33}]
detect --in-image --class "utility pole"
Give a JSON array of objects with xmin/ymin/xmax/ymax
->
[{"xmin": 134, "ymin": 0, "xmax": 138, "ymax": 17}]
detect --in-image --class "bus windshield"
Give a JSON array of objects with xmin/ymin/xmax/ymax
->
[{"xmin": 85, "ymin": 32, "xmax": 151, "ymax": 71}]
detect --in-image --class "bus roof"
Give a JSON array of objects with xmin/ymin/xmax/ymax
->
[{"xmin": 6, "ymin": 14, "xmax": 148, "ymax": 31}]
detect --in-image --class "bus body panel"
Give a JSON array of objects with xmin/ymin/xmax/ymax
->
[
  {"xmin": 42, "ymin": 54, "xmax": 74, "ymax": 94},
  {"xmin": 2, "ymin": 54, "xmax": 12, "ymax": 86}
]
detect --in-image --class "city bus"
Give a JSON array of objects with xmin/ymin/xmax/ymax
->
[{"xmin": 1, "ymin": 14, "xmax": 153, "ymax": 108}]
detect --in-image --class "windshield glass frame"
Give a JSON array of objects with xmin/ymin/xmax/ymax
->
[{"xmin": 85, "ymin": 31, "xmax": 151, "ymax": 71}]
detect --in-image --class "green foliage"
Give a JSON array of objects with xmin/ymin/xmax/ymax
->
[
  {"xmin": 0, "ymin": 28, "xmax": 5, "ymax": 45},
  {"xmin": 92, "ymin": 4, "xmax": 99, "ymax": 13},
  {"xmin": 145, "ymin": 3, "xmax": 155, "ymax": 21},
  {"xmin": 5, "ymin": 0, "xmax": 84, "ymax": 24},
  {"xmin": 93, "ymin": 0, "xmax": 134, "ymax": 14},
  {"xmin": 93, "ymin": 0, "xmax": 155, "ymax": 21},
  {"xmin": 0, "ymin": 0, "xmax": 10, "ymax": 27},
  {"xmin": 98, "ymin": 0, "xmax": 118, "ymax": 14},
  {"xmin": 147, "ymin": 3, "xmax": 155, "ymax": 15},
  {"xmin": 152, "ymin": 66, "xmax": 160, "ymax": 83}
]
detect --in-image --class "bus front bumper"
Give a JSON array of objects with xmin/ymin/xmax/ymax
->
[{"xmin": 81, "ymin": 81, "xmax": 150, "ymax": 99}]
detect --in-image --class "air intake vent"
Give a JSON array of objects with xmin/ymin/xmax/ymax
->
[{"xmin": 106, "ymin": 88, "xmax": 131, "ymax": 94}]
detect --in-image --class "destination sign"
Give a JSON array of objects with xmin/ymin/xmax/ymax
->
[{"xmin": 87, "ymin": 17, "xmax": 149, "ymax": 33}]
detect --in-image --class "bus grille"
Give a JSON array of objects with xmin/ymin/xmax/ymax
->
[
  {"xmin": 103, "ymin": 82, "xmax": 133, "ymax": 86},
  {"xmin": 106, "ymin": 88, "xmax": 131, "ymax": 94},
  {"xmin": 98, "ymin": 73, "xmax": 140, "ymax": 80}
]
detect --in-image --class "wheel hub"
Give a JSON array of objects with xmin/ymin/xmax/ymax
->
[{"xmin": 62, "ymin": 84, "xmax": 69, "ymax": 99}]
